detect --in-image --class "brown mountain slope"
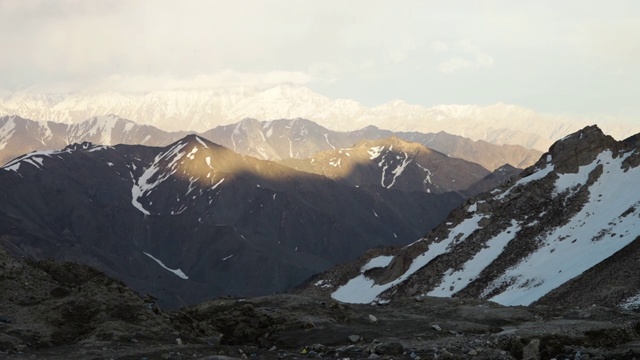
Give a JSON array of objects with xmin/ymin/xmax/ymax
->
[{"xmin": 281, "ymin": 137, "xmax": 490, "ymax": 194}]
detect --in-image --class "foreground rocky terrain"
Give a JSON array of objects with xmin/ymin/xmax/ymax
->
[{"xmin": 4, "ymin": 241, "xmax": 640, "ymax": 360}]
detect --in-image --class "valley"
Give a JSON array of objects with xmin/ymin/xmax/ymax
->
[{"xmin": 3, "ymin": 2, "xmax": 640, "ymax": 359}]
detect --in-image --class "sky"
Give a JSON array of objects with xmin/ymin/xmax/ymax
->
[{"xmin": 1, "ymin": 0, "xmax": 639, "ymax": 119}]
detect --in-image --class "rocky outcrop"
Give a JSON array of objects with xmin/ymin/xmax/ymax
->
[
  {"xmin": 545, "ymin": 125, "xmax": 619, "ymax": 174},
  {"xmin": 464, "ymin": 164, "xmax": 522, "ymax": 196}
]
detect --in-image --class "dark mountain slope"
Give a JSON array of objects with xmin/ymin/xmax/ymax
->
[{"xmin": 0, "ymin": 136, "xmax": 462, "ymax": 308}]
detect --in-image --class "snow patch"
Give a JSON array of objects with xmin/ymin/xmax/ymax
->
[
  {"xmin": 428, "ymin": 220, "xmax": 520, "ymax": 297},
  {"xmin": 368, "ymin": 146, "xmax": 384, "ymax": 160},
  {"xmin": 332, "ymin": 214, "xmax": 483, "ymax": 304},
  {"xmin": 0, "ymin": 116, "xmax": 17, "ymax": 150},
  {"xmin": 195, "ymin": 136, "xmax": 209, "ymax": 148},
  {"xmin": 211, "ymin": 178, "xmax": 225, "ymax": 190},
  {"xmin": 324, "ymin": 133, "xmax": 336, "ymax": 150},
  {"xmin": 130, "ymin": 142, "xmax": 188, "ymax": 214},
  {"xmin": 467, "ymin": 203, "xmax": 477, "ymax": 213},
  {"xmin": 186, "ymin": 146, "xmax": 198, "ymax": 160},
  {"xmin": 143, "ymin": 252, "xmax": 189, "ymax": 279},
  {"xmin": 487, "ymin": 151, "xmax": 640, "ymax": 306},
  {"xmin": 361, "ymin": 255, "xmax": 394, "ymax": 271}
]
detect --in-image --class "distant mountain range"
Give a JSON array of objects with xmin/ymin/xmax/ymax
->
[
  {"xmin": 2, "ymin": 85, "xmax": 638, "ymax": 151},
  {"xmin": 0, "ymin": 115, "xmax": 541, "ymax": 171},
  {"xmin": 0, "ymin": 135, "xmax": 464, "ymax": 308},
  {"xmin": 307, "ymin": 125, "xmax": 640, "ymax": 309}
]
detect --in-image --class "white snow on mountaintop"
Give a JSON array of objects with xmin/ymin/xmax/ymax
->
[
  {"xmin": 129, "ymin": 136, "xmax": 227, "ymax": 216},
  {"xmin": 0, "ymin": 115, "xmax": 17, "ymax": 150},
  {"xmin": 67, "ymin": 115, "xmax": 134, "ymax": 145},
  {"xmin": 332, "ymin": 148, "xmax": 640, "ymax": 306},
  {"xmin": 131, "ymin": 141, "xmax": 189, "ymax": 215},
  {"xmin": 368, "ymin": 146, "xmax": 384, "ymax": 160},
  {"xmin": 143, "ymin": 252, "xmax": 189, "ymax": 279},
  {"xmin": 1, "ymin": 148, "xmax": 82, "ymax": 173},
  {"xmin": 2, "ymin": 85, "xmax": 639, "ymax": 151}
]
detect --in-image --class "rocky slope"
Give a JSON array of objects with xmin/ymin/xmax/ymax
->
[
  {"xmin": 0, "ymin": 240, "xmax": 180, "ymax": 354},
  {"xmin": 0, "ymin": 237, "xmax": 640, "ymax": 360},
  {"xmin": 4, "ymin": 85, "xmax": 636, "ymax": 150},
  {"xmin": 463, "ymin": 164, "xmax": 523, "ymax": 197},
  {"xmin": 281, "ymin": 137, "xmax": 490, "ymax": 194},
  {"xmin": 5, "ymin": 242, "xmax": 640, "ymax": 359},
  {"xmin": 0, "ymin": 115, "xmax": 541, "ymax": 171},
  {"xmin": 307, "ymin": 125, "xmax": 640, "ymax": 309},
  {"xmin": 0, "ymin": 135, "xmax": 462, "ymax": 308}
]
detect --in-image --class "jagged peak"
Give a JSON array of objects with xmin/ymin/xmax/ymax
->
[
  {"xmin": 64, "ymin": 141, "xmax": 109, "ymax": 151},
  {"xmin": 86, "ymin": 114, "xmax": 132, "ymax": 123},
  {"xmin": 354, "ymin": 124, "xmax": 381, "ymax": 132},
  {"xmin": 174, "ymin": 134, "xmax": 217, "ymax": 148},
  {"xmin": 495, "ymin": 163, "xmax": 518, "ymax": 172},
  {"xmin": 356, "ymin": 136, "xmax": 433, "ymax": 154},
  {"xmin": 543, "ymin": 125, "xmax": 619, "ymax": 174}
]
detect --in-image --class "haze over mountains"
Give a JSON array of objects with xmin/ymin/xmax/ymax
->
[{"xmin": 3, "ymin": 85, "xmax": 639, "ymax": 151}]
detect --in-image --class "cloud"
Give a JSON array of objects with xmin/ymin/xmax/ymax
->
[
  {"xmin": 384, "ymin": 41, "xmax": 418, "ymax": 64},
  {"xmin": 24, "ymin": 70, "xmax": 317, "ymax": 93},
  {"xmin": 431, "ymin": 40, "xmax": 449, "ymax": 54},
  {"xmin": 435, "ymin": 40, "xmax": 494, "ymax": 73}
]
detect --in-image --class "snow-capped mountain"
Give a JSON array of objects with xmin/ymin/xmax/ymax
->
[
  {"xmin": 0, "ymin": 115, "xmax": 541, "ymax": 171},
  {"xmin": 199, "ymin": 118, "xmax": 542, "ymax": 171},
  {"xmin": 2, "ymin": 85, "xmax": 638, "ymax": 151},
  {"xmin": 281, "ymin": 137, "xmax": 490, "ymax": 194},
  {"xmin": 0, "ymin": 135, "xmax": 463, "ymax": 308},
  {"xmin": 307, "ymin": 125, "xmax": 640, "ymax": 309},
  {"xmin": 0, "ymin": 114, "xmax": 189, "ymax": 165}
]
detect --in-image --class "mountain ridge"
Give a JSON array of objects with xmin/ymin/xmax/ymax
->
[
  {"xmin": 0, "ymin": 133, "xmax": 463, "ymax": 308},
  {"xmin": 3, "ymin": 85, "xmax": 638, "ymax": 151},
  {"xmin": 0, "ymin": 115, "xmax": 541, "ymax": 171},
  {"xmin": 280, "ymin": 136, "xmax": 491, "ymax": 194},
  {"xmin": 304, "ymin": 125, "xmax": 640, "ymax": 309}
]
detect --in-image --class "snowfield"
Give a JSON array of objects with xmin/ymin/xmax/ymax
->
[{"xmin": 332, "ymin": 147, "xmax": 640, "ymax": 306}]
